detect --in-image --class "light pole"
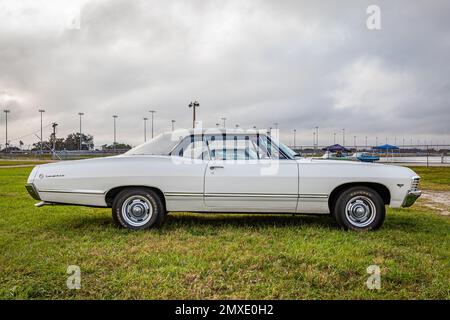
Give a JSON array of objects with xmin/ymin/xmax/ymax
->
[
  {"xmin": 78, "ymin": 112, "xmax": 84, "ymax": 150},
  {"xmin": 143, "ymin": 117, "xmax": 148, "ymax": 142},
  {"xmin": 376, "ymin": 137, "xmax": 378, "ymax": 146},
  {"xmin": 112, "ymin": 115, "xmax": 118, "ymax": 150},
  {"xmin": 171, "ymin": 120, "xmax": 176, "ymax": 131},
  {"xmin": 342, "ymin": 128, "xmax": 345, "ymax": 146},
  {"xmin": 354, "ymin": 135, "xmax": 356, "ymax": 149},
  {"xmin": 313, "ymin": 132, "xmax": 316, "ymax": 150},
  {"xmin": 149, "ymin": 110, "xmax": 156, "ymax": 138},
  {"xmin": 221, "ymin": 117, "xmax": 226, "ymax": 128},
  {"xmin": 51, "ymin": 122, "xmax": 58, "ymax": 152},
  {"xmin": 365, "ymin": 136, "xmax": 368, "ymax": 149},
  {"xmin": 3, "ymin": 110, "xmax": 10, "ymax": 152},
  {"xmin": 293, "ymin": 129, "xmax": 296, "ymax": 150},
  {"xmin": 188, "ymin": 101, "xmax": 199, "ymax": 128},
  {"xmin": 333, "ymin": 132, "xmax": 336, "ymax": 144},
  {"xmin": 274, "ymin": 123, "xmax": 279, "ymax": 140},
  {"xmin": 38, "ymin": 109, "xmax": 45, "ymax": 153},
  {"xmin": 315, "ymin": 126, "xmax": 319, "ymax": 148}
]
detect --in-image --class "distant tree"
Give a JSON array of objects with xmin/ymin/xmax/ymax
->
[
  {"xmin": 101, "ymin": 143, "xmax": 132, "ymax": 150},
  {"xmin": 31, "ymin": 140, "xmax": 49, "ymax": 151},
  {"xmin": 63, "ymin": 133, "xmax": 94, "ymax": 150},
  {"xmin": 53, "ymin": 138, "xmax": 66, "ymax": 150},
  {"xmin": 31, "ymin": 133, "xmax": 94, "ymax": 151},
  {"xmin": 1, "ymin": 146, "xmax": 20, "ymax": 152}
]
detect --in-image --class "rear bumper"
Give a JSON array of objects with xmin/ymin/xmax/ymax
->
[
  {"xmin": 25, "ymin": 183, "xmax": 41, "ymax": 200},
  {"xmin": 401, "ymin": 190, "xmax": 421, "ymax": 207}
]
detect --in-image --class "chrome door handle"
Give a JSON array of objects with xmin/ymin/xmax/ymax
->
[{"xmin": 209, "ymin": 165, "xmax": 224, "ymax": 170}]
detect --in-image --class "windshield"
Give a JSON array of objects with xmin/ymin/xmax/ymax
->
[{"xmin": 124, "ymin": 132, "xmax": 183, "ymax": 156}]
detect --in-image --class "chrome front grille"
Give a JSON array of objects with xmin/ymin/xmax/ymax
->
[{"xmin": 411, "ymin": 177, "xmax": 420, "ymax": 191}]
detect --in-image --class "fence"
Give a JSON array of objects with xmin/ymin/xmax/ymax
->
[
  {"xmin": 1, "ymin": 144, "xmax": 449, "ymax": 166},
  {"xmin": 291, "ymin": 145, "xmax": 450, "ymax": 166},
  {"xmin": 0, "ymin": 148, "xmax": 129, "ymax": 161}
]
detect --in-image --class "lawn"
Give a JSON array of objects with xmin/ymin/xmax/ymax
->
[
  {"xmin": 0, "ymin": 167, "xmax": 448, "ymax": 299},
  {"xmin": 0, "ymin": 160, "xmax": 53, "ymax": 167},
  {"xmin": 409, "ymin": 166, "xmax": 450, "ymax": 191}
]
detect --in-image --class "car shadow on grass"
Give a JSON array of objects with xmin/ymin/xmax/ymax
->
[
  {"xmin": 162, "ymin": 213, "xmax": 337, "ymax": 230},
  {"xmin": 38, "ymin": 208, "xmax": 431, "ymax": 234},
  {"xmin": 43, "ymin": 211, "xmax": 337, "ymax": 232}
]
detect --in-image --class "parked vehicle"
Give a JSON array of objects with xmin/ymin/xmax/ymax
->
[
  {"xmin": 321, "ymin": 151, "xmax": 379, "ymax": 163},
  {"xmin": 26, "ymin": 128, "xmax": 421, "ymax": 231},
  {"xmin": 352, "ymin": 152, "xmax": 380, "ymax": 163}
]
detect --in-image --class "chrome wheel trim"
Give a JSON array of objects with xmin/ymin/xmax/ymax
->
[
  {"xmin": 345, "ymin": 195, "xmax": 376, "ymax": 228},
  {"xmin": 121, "ymin": 195, "xmax": 153, "ymax": 227}
]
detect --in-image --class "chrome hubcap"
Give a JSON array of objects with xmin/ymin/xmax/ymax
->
[
  {"xmin": 121, "ymin": 195, "xmax": 153, "ymax": 227},
  {"xmin": 345, "ymin": 196, "xmax": 376, "ymax": 228}
]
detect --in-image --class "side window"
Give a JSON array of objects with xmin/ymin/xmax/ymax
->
[
  {"xmin": 206, "ymin": 135, "xmax": 263, "ymax": 160},
  {"xmin": 171, "ymin": 134, "xmax": 287, "ymax": 160},
  {"xmin": 257, "ymin": 135, "xmax": 286, "ymax": 159},
  {"xmin": 183, "ymin": 140, "xmax": 209, "ymax": 159},
  {"xmin": 172, "ymin": 136, "xmax": 210, "ymax": 160},
  {"xmin": 251, "ymin": 136, "xmax": 270, "ymax": 159}
]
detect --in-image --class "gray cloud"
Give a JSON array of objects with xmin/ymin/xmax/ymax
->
[{"xmin": 0, "ymin": 0, "xmax": 449, "ymax": 148}]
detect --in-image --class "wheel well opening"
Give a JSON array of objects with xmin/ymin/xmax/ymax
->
[
  {"xmin": 328, "ymin": 182, "xmax": 391, "ymax": 212},
  {"xmin": 105, "ymin": 186, "xmax": 166, "ymax": 208}
]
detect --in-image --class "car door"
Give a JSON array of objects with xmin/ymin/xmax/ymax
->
[
  {"xmin": 165, "ymin": 134, "xmax": 210, "ymax": 212},
  {"xmin": 204, "ymin": 134, "xmax": 299, "ymax": 212}
]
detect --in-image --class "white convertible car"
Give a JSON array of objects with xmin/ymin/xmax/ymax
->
[{"xmin": 26, "ymin": 128, "xmax": 421, "ymax": 231}]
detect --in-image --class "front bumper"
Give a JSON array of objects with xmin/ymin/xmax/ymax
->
[
  {"xmin": 25, "ymin": 183, "xmax": 41, "ymax": 200},
  {"xmin": 401, "ymin": 190, "xmax": 421, "ymax": 207}
]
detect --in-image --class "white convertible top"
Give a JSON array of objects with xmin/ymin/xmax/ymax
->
[
  {"xmin": 174, "ymin": 128, "xmax": 270, "ymax": 135},
  {"xmin": 124, "ymin": 128, "xmax": 272, "ymax": 156}
]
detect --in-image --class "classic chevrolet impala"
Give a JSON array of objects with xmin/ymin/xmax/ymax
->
[{"xmin": 26, "ymin": 128, "xmax": 421, "ymax": 231}]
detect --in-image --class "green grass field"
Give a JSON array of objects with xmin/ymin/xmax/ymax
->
[
  {"xmin": 410, "ymin": 166, "xmax": 450, "ymax": 191},
  {"xmin": 0, "ymin": 160, "xmax": 53, "ymax": 167},
  {"xmin": 0, "ymin": 166, "xmax": 449, "ymax": 299}
]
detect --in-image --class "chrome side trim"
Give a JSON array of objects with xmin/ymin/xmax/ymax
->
[
  {"xmin": 165, "ymin": 192, "xmax": 203, "ymax": 197},
  {"xmin": 205, "ymin": 193, "xmax": 298, "ymax": 198},
  {"xmin": 165, "ymin": 192, "xmax": 328, "ymax": 200},
  {"xmin": 38, "ymin": 189, "xmax": 106, "ymax": 195},
  {"xmin": 299, "ymin": 194, "xmax": 329, "ymax": 199}
]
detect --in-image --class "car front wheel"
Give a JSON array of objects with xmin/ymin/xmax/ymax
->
[
  {"xmin": 112, "ymin": 188, "xmax": 166, "ymax": 230},
  {"xmin": 333, "ymin": 186, "xmax": 385, "ymax": 231}
]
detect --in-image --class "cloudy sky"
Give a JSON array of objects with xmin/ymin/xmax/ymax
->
[{"xmin": 1, "ymin": 0, "xmax": 449, "ymax": 148}]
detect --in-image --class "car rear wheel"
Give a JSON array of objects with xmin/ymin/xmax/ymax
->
[
  {"xmin": 333, "ymin": 186, "xmax": 385, "ymax": 231},
  {"xmin": 112, "ymin": 188, "xmax": 166, "ymax": 230}
]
